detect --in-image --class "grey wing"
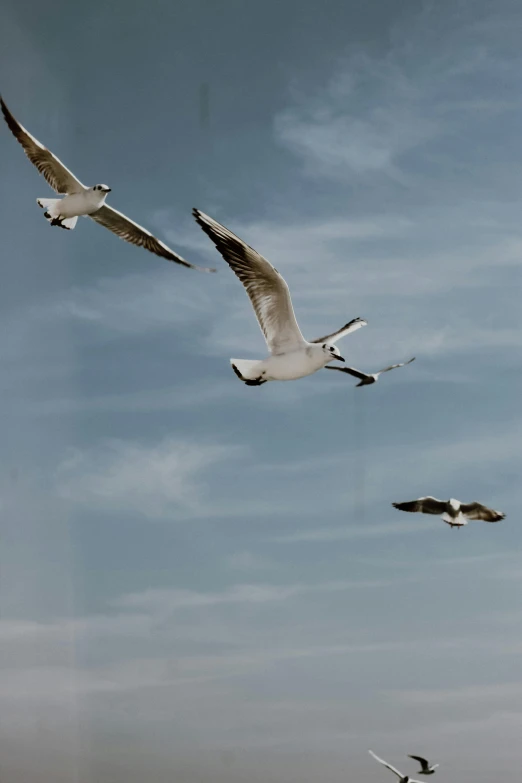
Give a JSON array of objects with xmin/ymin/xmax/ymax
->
[
  {"xmin": 377, "ymin": 357, "xmax": 416, "ymax": 375},
  {"xmin": 1, "ymin": 96, "xmax": 84, "ymax": 194},
  {"xmin": 90, "ymin": 205, "xmax": 215, "ymax": 273},
  {"xmin": 325, "ymin": 366, "xmax": 369, "ymax": 381},
  {"xmin": 460, "ymin": 502, "xmax": 505, "ymax": 522},
  {"xmin": 408, "ymin": 756, "xmax": 429, "ymax": 771},
  {"xmin": 193, "ymin": 208, "xmax": 306, "ymax": 353},
  {"xmin": 312, "ymin": 317, "xmax": 367, "ymax": 345},
  {"xmin": 368, "ymin": 751, "xmax": 403, "ymax": 779},
  {"xmin": 392, "ymin": 497, "xmax": 446, "ymax": 515}
]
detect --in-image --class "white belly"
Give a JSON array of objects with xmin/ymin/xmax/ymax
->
[
  {"xmin": 263, "ymin": 349, "xmax": 328, "ymax": 381},
  {"xmin": 60, "ymin": 192, "xmax": 104, "ymax": 218}
]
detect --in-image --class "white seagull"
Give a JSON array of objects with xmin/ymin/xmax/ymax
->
[
  {"xmin": 1, "ymin": 96, "xmax": 214, "ymax": 273},
  {"xmin": 408, "ymin": 755, "xmax": 439, "ymax": 775},
  {"xmin": 369, "ymin": 751, "xmax": 422, "ymax": 783},
  {"xmin": 392, "ymin": 497, "xmax": 505, "ymax": 528},
  {"xmin": 326, "ymin": 357, "xmax": 415, "ymax": 386},
  {"xmin": 192, "ymin": 209, "xmax": 366, "ymax": 384}
]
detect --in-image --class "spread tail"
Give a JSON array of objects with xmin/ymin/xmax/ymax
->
[
  {"xmin": 37, "ymin": 198, "xmax": 78, "ymax": 230},
  {"xmin": 230, "ymin": 359, "xmax": 265, "ymax": 382},
  {"xmin": 442, "ymin": 512, "xmax": 467, "ymax": 527}
]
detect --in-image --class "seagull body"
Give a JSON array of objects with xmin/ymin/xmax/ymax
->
[
  {"xmin": 193, "ymin": 209, "xmax": 366, "ymax": 384},
  {"xmin": 326, "ymin": 357, "xmax": 415, "ymax": 386},
  {"xmin": 369, "ymin": 751, "xmax": 422, "ymax": 783},
  {"xmin": 392, "ymin": 496, "xmax": 505, "ymax": 528},
  {"xmin": 408, "ymin": 755, "xmax": 439, "ymax": 775},
  {"xmin": 1, "ymin": 96, "xmax": 214, "ymax": 272}
]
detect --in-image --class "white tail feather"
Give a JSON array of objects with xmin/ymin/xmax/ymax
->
[
  {"xmin": 442, "ymin": 512, "xmax": 467, "ymax": 526},
  {"xmin": 37, "ymin": 198, "xmax": 78, "ymax": 230},
  {"xmin": 230, "ymin": 359, "xmax": 263, "ymax": 381},
  {"xmin": 37, "ymin": 197, "xmax": 60, "ymax": 216}
]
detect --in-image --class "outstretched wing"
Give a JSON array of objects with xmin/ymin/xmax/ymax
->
[
  {"xmin": 90, "ymin": 205, "xmax": 215, "ymax": 272},
  {"xmin": 368, "ymin": 751, "xmax": 403, "ymax": 779},
  {"xmin": 377, "ymin": 357, "xmax": 415, "ymax": 375},
  {"xmin": 312, "ymin": 317, "xmax": 367, "ymax": 345},
  {"xmin": 392, "ymin": 497, "xmax": 446, "ymax": 515},
  {"xmin": 193, "ymin": 209, "xmax": 306, "ymax": 354},
  {"xmin": 1, "ymin": 96, "xmax": 84, "ymax": 194},
  {"xmin": 460, "ymin": 502, "xmax": 505, "ymax": 522},
  {"xmin": 408, "ymin": 755, "xmax": 429, "ymax": 772},
  {"xmin": 325, "ymin": 366, "xmax": 369, "ymax": 381}
]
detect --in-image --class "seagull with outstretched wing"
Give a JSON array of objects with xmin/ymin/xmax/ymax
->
[
  {"xmin": 408, "ymin": 755, "xmax": 439, "ymax": 775},
  {"xmin": 392, "ymin": 497, "xmax": 505, "ymax": 528},
  {"xmin": 193, "ymin": 208, "xmax": 366, "ymax": 385},
  {"xmin": 1, "ymin": 95, "xmax": 214, "ymax": 272}
]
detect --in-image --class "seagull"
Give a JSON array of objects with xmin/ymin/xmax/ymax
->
[
  {"xmin": 326, "ymin": 357, "xmax": 415, "ymax": 386},
  {"xmin": 408, "ymin": 755, "xmax": 439, "ymax": 775},
  {"xmin": 369, "ymin": 751, "xmax": 422, "ymax": 783},
  {"xmin": 1, "ymin": 96, "xmax": 214, "ymax": 273},
  {"xmin": 392, "ymin": 497, "xmax": 505, "ymax": 528},
  {"xmin": 192, "ymin": 208, "xmax": 366, "ymax": 385}
]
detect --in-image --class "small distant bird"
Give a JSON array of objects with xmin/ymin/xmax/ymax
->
[
  {"xmin": 193, "ymin": 209, "xmax": 366, "ymax": 385},
  {"xmin": 1, "ymin": 96, "xmax": 214, "ymax": 272},
  {"xmin": 392, "ymin": 497, "xmax": 505, "ymax": 528},
  {"xmin": 369, "ymin": 751, "xmax": 422, "ymax": 783},
  {"xmin": 408, "ymin": 755, "xmax": 439, "ymax": 775},
  {"xmin": 326, "ymin": 357, "xmax": 415, "ymax": 386}
]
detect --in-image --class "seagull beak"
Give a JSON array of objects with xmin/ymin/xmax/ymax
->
[
  {"xmin": 336, "ymin": 355, "xmax": 345, "ymax": 362},
  {"xmin": 104, "ymin": 187, "xmax": 112, "ymax": 193}
]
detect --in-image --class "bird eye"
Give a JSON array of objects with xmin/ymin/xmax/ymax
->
[{"xmin": 330, "ymin": 347, "xmax": 335, "ymax": 352}]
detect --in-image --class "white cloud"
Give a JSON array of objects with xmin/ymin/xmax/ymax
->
[{"xmin": 55, "ymin": 437, "xmax": 244, "ymax": 518}]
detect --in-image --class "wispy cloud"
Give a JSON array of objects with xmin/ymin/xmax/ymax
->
[{"xmin": 55, "ymin": 437, "xmax": 244, "ymax": 518}]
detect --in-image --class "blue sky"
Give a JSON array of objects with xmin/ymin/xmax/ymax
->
[{"xmin": 1, "ymin": 0, "xmax": 522, "ymax": 781}]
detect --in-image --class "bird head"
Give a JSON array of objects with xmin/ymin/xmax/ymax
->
[
  {"xmin": 92, "ymin": 184, "xmax": 111, "ymax": 194},
  {"xmin": 322, "ymin": 343, "xmax": 344, "ymax": 363}
]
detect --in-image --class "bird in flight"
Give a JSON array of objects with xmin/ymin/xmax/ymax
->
[
  {"xmin": 326, "ymin": 357, "xmax": 415, "ymax": 386},
  {"xmin": 408, "ymin": 755, "xmax": 439, "ymax": 775},
  {"xmin": 193, "ymin": 208, "xmax": 366, "ymax": 385},
  {"xmin": 1, "ymin": 95, "xmax": 215, "ymax": 273},
  {"xmin": 392, "ymin": 497, "xmax": 505, "ymax": 528},
  {"xmin": 369, "ymin": 751, "xmax": 422, "ymax": 783}
]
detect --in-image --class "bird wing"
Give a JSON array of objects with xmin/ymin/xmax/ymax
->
[
  {"xmin": 311, "ymin": 317, "xmax": 367, "ymax": 345},
  {"xmin": 392, "ymin": 497, "xmax": 446, "ymax": 515},
  {"xmin": 368, "ymin": 751, "xmax": 403, "ymax": 779},
  {"xmin": 1, "ymin": 96, "xmax": 84, "ymax": 194},
  {"xmin": 460, "ymin": 502, "xmax": 505, "ymax": 522},
  {"xmin": 90, "ymin": 205, "xmax": 215, "ymax": 272},
  {"xmin": 377, "ymin": 357, "xmax": 416, "ymax": 375},
  {"xmin": 408, "ymin": 755, "xmax": 429, "ymax": 771},
  {"xmin": 324, "ymin": 366, "xmax": 369, "ymax": 381},
  {"xmin": 193, "ymin": 208, "xmax": 306, "ymax": 354}
]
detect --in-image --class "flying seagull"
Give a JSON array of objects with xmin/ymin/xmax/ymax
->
[
  {"xmin": 369, "ymin": 751, "xmax": 422, "ymax": 783},
  {"xmin": 408, "ymin": 755, "xmax": 439, "ymax": 775},
  {"xmin": 192, "ymin": 208, "xmax": 366, "ymax": 385},
  {"xmin": 1, "ymin": 96, "xmax": 214, "ymax": 273},
  {"xmin": 392, "ymin": 497, "xmax": 505, "ymax": 528},
  {"xmin": 326, "ymin": 357, "xmax": 415, "ymax": 386}
]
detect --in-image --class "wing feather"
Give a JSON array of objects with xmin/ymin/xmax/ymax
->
[
  {"xmin": 392, "ymin": 497, "xmax": 446, "ymax": 515},
  {"xmin": 193, "ymin": 209, "xmax": 305, "ymax": 353},
  {"xmin": 325, "ymin": 366, "xmax": 369, "ymax": 381},
  {"xmin": 312, "ymin": 317, "xmax": 367, "ymax": 344},
  {"xmin": 460, "ymin": 502, "xmax": 505, "ymax": 522},
  {"xmin": 1, "ymin": 96, "xmax": 84, "ymax": 194},
  {"xmin": 90, "ymin": 205, "xmax": 215, "ymax": 272},
  {"xmin": 377, "ymin": 357, "xmax": 415, "ymax": 375},
  {"xmin": 408, "ymin": 755, "xmax": 429, "ymax": 771},
  {"xmin": 368, "ymin": 751, "xmax": 403, "ymax": 779}
]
